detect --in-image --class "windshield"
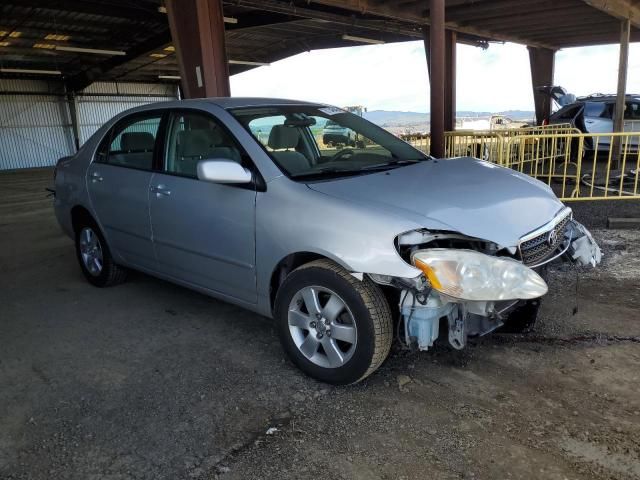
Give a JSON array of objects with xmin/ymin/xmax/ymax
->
[{"xmin": 229, "ymin": 105, "xmax": 430, "ymax": 180}]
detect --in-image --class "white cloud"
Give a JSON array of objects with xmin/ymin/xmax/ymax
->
[{"xmin": 230, "ymin": 41, "xmax": 640, "ymax": 113}]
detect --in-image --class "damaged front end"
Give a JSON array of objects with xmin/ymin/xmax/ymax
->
[{"xmin": 370, "ymin": 207, "xmax": 601, "ymax": 351}]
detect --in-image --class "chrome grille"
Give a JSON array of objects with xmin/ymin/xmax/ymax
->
[{"xmin": 519, "ymin": 213, "xmax": 571, "ymax": 266}]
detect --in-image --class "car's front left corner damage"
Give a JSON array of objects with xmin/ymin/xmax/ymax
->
[{"xmin": 365, "ymin": 214, "xmax": 601, "ymax": 353}]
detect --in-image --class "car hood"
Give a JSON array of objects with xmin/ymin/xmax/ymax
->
[{"xmin": 306, "ymin": 157, "xmax": 566, "ymax": 248}]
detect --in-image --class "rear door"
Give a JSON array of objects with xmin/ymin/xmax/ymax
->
[
  {"xmin": 623, "ymin": 101, "xmax": 640, "ymax": 132},
  {"xmin": 149, "ymin": 109, "xmax": 258, "ymax": 303},
  {"xmin": 582, "ymin": 102, "xmax": 613, "ymax": 148},
  {"xmin": 86, "ymin": 111, "xmax": 164, "ymax": 271}
]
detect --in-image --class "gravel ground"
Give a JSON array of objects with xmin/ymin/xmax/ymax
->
[{"xmin": 1, "ymin": 168, "xmax": 639, "ymax": 480}]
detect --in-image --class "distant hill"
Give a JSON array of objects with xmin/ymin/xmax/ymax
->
[
  {"xmin": 363, "ymin": 109, "xmax": 535, "ymax": 126},
  {"xmin": 363, "ymin": 110, "xmax": 429, "ymax": 126}
]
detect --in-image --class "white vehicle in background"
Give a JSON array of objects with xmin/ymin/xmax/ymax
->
[
  {"xmin": 458, "ymin": 115, "xmax": 530, "ymax": 131},
  {"xmin": 322, "ymin": 120, "xmax": 356, "ymax": 146},
  {"xmin": 322, "ymin": 105, "xmax": 366, "ymax": 147}
]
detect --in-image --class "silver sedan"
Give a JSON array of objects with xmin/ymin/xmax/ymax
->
[{"xmin": 53, "ymin": 98, "xmax": 601, "ymax": 384}]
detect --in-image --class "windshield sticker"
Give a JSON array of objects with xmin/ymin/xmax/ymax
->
[{"xmin": 318, "ymin": 107, "xmax": 345, "ymax": 116}]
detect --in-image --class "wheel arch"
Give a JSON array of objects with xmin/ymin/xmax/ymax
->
[
  {"xmin": 268, "ymin": 251, "xmax": 353, "ymax": 314},
  {"xmin": 70, "ymin": 205, "xmax": 96, "ymax": 234}
]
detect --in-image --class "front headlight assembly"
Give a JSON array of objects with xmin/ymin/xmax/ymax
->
[{"xmin": 411, "ymin": 249, "xmax": 548, "ymax": 301}]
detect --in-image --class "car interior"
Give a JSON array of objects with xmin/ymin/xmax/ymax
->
[
  {"xmin": 166, "ymin": 114, "xmax": 243, "ymax": 178},
  {"xmin": 104, "ymin": 117, "xmax": 161, "ymax": 170},
  {"xmin": 232, "ymin": 108, "xmax": 427, "ymax": 178}
]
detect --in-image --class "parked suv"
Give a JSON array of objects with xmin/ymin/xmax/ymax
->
[
  {"xmin": 322, "ymin": 120, "xmax": 355, "ymax": 146},
  {"xmin": 539, "ymin": 86, "xmax": 640, "ymax": 149},
  {"xmin": 53, "ymin": 98, "xmax": 601, "ymax": 384}
]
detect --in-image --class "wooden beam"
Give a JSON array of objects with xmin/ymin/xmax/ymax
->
[
  {"xmin": 526, "ymin": 28, "xmax": 640, "ymax": 45},
  {"xmin": 8, "ymin": 0, "xmax": 166, "ymax": 22},
  {"xmin": 448, "ymin": 0, "xmax": 576, "ymax": 22},
  {"xmin": 582, "ymin": 0, "xmax": 640, "ymax": 28},
  {"xmin": 499, "ymin": 19, "xmax": 617, "ymax": 34},
  {"xmin": 517, "ymin": 23, "xmax": 623, "ymax": 39},
  {"xmin": 472, "ymin": 10, "xmax": 605, "ymax": 30},
  {"xmin": 309, "ymin": 0, "xmax": 558, "ymax": 48}
]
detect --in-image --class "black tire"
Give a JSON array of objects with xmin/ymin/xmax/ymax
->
[
  {"xmin": 74, "ymin": 218, "xmax": 128, "ymax": 287},
  {"xmin": 274, "ymin": 259, "xmax": 392, "ymax": 385}
]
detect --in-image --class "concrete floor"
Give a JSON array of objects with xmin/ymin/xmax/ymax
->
[{"xmin": 1, "ymin": 168, "xmax": 639, "ymax": 480}]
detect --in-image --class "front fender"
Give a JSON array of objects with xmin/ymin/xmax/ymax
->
[{"xmin": 254, "ymin": 177, "xmax": 423, "ymax": 314}]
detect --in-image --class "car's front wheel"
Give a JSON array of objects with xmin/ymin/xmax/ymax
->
[{"xmin": 274, "ymin": 259, "xmax": 393, "ymax": 385}]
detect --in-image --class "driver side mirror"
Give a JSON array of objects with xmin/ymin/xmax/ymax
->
[{"xmin": 196, "ymin": 159, "xmax": 253, "ymax": 184}]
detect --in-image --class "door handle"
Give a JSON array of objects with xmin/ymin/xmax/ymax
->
[
  {"xmin": 91, "ymin": 172, "xmax": 103, "ymax": 182},
  {"xmin": 150, "ymin": 184, "xmax": 171, "ymax": 197}
]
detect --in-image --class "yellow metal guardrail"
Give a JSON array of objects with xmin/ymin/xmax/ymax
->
[
  {"xmin": 504, "ymin": 132, "xmax": 640, "ymax": 201},
  {"xmin": 405, "ymin": 126, "xmax": 640, "ymax": 201}
]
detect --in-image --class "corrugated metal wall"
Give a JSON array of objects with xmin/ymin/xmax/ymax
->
[
  {"xmin": 0, "ymin": 80, "xmax": 177, "ymax": 170},
  {"xmin": 0, "ymin": 79, "xmax": 74, "ymax": 170},
  {"xmin": 76, "ymin": 82, "xmax": 176, "ymax": 144}
]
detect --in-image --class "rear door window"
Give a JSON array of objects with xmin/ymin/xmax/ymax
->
[
  {"xmin": 624, "ymin": 102, "xmax": 640, "ymax": 120},
  {"xmin": 102, "ymin": 114, "xmax": 162, "ymax": 170},
  {"xmin": 583, "ymin": 102, "xmax": 606, "ymax": 118}
]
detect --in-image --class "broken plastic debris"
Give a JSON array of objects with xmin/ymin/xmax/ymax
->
[{"xmin": 266, "ymin": 427, "xmax": 278, "ymax": 435}]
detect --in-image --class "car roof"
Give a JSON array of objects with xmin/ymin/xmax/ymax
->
[
  {"xmin": 206, "ymin": 97, "xmax": 324, "ymax": 108},
  {"xmin": 115, "ymin": 97, "xmax": 328, "ymax": 119},
  {"xmin": 175, "ymin": 97, "xmax": 324, "ymax": 109},
  {"xmin": 576, "ymin": 94, "xmax": 640, "ymax": 102}
]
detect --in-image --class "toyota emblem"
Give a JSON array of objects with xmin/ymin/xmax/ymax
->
[{"xmin": 547, "ymin": 229, "xmax": 558, "ymax": 247}]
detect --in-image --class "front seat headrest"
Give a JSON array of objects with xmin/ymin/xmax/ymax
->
[{"xmin": 268, "ymin": 125, "xmax": 300, "ymax": 150}]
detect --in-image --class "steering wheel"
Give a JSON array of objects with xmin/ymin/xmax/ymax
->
[{"xmin": 331, "ymin": 148, "xmax": 355, "ymax": 162}]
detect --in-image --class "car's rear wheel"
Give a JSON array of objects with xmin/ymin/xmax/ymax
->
[
  {"xmin": 74, "ymin": 220, "xmax": 127, "ymax": 287},
  {"xmin": 274, "ymin": 259, "xmax": 392, "ymax": 385}
]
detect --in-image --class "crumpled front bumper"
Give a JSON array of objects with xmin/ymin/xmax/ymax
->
[
  {"xmin": 395, "ymin": 219, "xmax": 602, "ymax": 352},
  {"xmin": 566, "ymin": 220, "xmax": 602, "ymax": 268}
]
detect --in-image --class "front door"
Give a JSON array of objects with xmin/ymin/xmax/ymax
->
[
  {"xmin": 86, "ymin": 112, "xmax": 163, "ymax": 271},
  {"xmin": 149, "ymin": 110, "xmax": 257, "ymax": 303}
]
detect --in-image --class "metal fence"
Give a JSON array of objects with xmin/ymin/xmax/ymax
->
[{"xmin": 406, "ymin": 126, "xmax": 640, "ymax": 201}]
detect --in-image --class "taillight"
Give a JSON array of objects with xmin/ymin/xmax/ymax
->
[{"xmin": 542, "ymin": 118, "xmax": 549, "ymax": 126}]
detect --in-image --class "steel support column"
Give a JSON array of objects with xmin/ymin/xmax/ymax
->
[
  {"xmin": 613, "ymin": 18, "xmax": 631, "ymax": 135},
  {"xmin": 428, "ymin": 0, "xmax": 446, "ymax": 158},
  {"xmin": 613, "ymin": 18, "xmax": 631, "ymax": 169},
  {"xmin": 444, "ymin": 30, "xmax": 457, "ymax": 132},
  {"xmin": 424, "ymin": 27, "xmax": 456, "ymax": 135},
  {"xmin": 528, "ymin": 46, "xmax": 556, "ymax": 125},
  {"xmin": 66, "ymin": 93, "xmax": 81, "ymax": 151},
  {"xmin": 166, "ymin": 0, "xmax": 230, "ymax": 99}
]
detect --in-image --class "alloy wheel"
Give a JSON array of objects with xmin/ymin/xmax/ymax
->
[
  {"xmin": 288, "ymin": 286, "xmax": 357, "ymax": 368},
  {"xmin": 79, "ymin": 227, "xmax": 103, "ymax": 276}
]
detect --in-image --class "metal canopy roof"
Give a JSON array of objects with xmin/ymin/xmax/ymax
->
[{"xmin": 0, "ymin": 0, "xmax": 638, "ymax": 88}]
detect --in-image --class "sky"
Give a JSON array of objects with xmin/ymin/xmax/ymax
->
[{"xmin": 230, "ymin": 41, "xmax": 640, "ymax": 113}]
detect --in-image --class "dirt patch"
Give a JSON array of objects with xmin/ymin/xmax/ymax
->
[{"xmin": 1, "ymin": 169, "xmax": 639, "ymax": 480}]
